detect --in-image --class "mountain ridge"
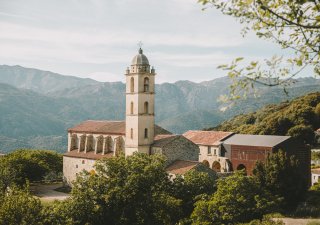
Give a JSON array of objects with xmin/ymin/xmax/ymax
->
[{"xmin": 1, "ymin": 65, "xmax": 320, "ymax": 152}]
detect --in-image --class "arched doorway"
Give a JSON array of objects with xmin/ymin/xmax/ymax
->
[
  {"xmin": 212, "ymin": 161, "xmax": 221, "ymax": 172},
  {"xmin": 202, "ymin": 160, "xmax": 210, "ymax": 167},
  {"xmin": 236, "ymin": 164, "xmax": 247, "ymax": 174}
]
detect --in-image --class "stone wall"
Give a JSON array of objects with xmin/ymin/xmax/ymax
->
[
  {"xmin": 63, "ymin": 156, "xmax": 97, "ymax": 185},
  {"xmin": 198, "ymin": 145, "xmax": 231, "ymax": 172},
  {"xmin": 162, "ymin": 136, "xmax": 199, "ymax": 165}
]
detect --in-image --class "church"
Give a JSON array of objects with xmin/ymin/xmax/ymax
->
[
  {"xmin": 63, "ymin": 48, "xmax": 310, "ymax": 186},
  {"xmin": 63, "ymin": 48, "xmax": 202, "ymax": 184}
]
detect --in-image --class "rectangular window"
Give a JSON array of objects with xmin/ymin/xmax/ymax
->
[
  {"xmin": 207, "ymin": 146, "xmax": 211, "ymax": 155},
  {"xmin": 214, "ymin": 149, "xmax": 217, "ymax": 155}
]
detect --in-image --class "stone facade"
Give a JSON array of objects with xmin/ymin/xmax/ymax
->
[
  {"xmin": 151, "ymin": 135, "xmax": 199, "ymax": 166},
  {"xmin": 198, "ymin": 145, "xmax": 231, "ymax": 172},
  {"xmin": 183, "ymin": 130, "xmax": 234, "ymax": 172},
  {"xmin": 63, "ymin": 156, "xmax": 97, "ymax": 186}
]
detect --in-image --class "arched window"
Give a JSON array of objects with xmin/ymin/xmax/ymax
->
[
  {"xmin": 202, "ymin": 160, "xmax": 210, "ymax": 167},
  {"xmin": 85, "ymin": 135, "xmax": 94, "ymax": 152},
  {"xmin": 130, "ymin": 128, "xmax": 133, "ymax": 139},
  {"xmin": 130, "ymin": 102, "xmax": 134, "ymax": 114},
  {"xmin": 104, "ymin": 136, "xmax": 113, "ymax": 154},
  {"xmin": 144, "ymin": 77, "xmax": 149, "ymax": 92},
  {"xmin": 96, "ymin": 135, "xmax": 103, "ymax": 154},
  {"xmin": 130, "ymin": 77, "xmax": 134, "ymax": 93},
  {"xmin": 144, "ymin": 101, "xmax": 149, "ymax": 114},
  {"xmin": 144, "ymin": 128, "xmax": 148, "ymax": 138},
  {"xmin": 70, "ymin": 134, "xmax": 78, "ymax": 151}
]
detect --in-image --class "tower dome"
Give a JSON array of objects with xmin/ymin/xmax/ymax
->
[{"xmin": 131, "ymin": 48, "xmax": 149, "ymax": 65}]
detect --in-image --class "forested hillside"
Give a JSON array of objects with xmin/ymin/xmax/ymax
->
[{"xmin": 211, "ymin": 92, "xmax": 320, "ymax": 145}]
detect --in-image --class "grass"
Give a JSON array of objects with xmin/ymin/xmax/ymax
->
[{"xmin": 307, "ymin": 222, "xmax": 320, "ymax": 225}]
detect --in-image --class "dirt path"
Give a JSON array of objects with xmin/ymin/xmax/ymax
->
[
  {"xmin": 30, "ymin": 183, "xmax": 70, "ymax": 201},
  {"xmin": 274, "ymin": 218, "xmax": 320, "ymax": 225}
]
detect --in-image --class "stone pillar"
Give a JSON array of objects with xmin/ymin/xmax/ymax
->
[{"xmin": 67, "ymin": 132, "xmax": 72, "ymax": 152}]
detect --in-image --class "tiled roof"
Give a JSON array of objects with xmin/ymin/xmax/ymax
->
[
  {"xmin": 223, "ymin": 134, "xmax": 291, "ymax": 148},
  {"xmin": 312, "ymin": 169, "xmax": 320, "ymax": 175},
  {"xmin": 68, "ymin": 120, "xmax": 171, "ymax": 136},
  {"xmin": 154, "ymin": 134, "xmax": 176, "ymax": 141},
  {"xmin": 166, "ymin": 160, "xmax": 199, "ymax": 175},
  {"xmin": 183, "ymin": 130, "xmax": 234, "ymax": 146},
  {"xmin": 152, "ymin": 135, "xmax": 180, "ymax": 148},
  {"xmin": 64, "ymin": 150, "xmax": 114, "ymax": 160}
]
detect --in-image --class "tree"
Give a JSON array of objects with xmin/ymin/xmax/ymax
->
[
  {"xmin": 287, "ymin": 125, "xmax": 315, "ymax": 144},
  {"xmin": 191, "ymin": 171, "xmax": 279, "ymax": 224},
  {"xmin": 0, "ymin": 149, "xmax": 63, "ymax": 186},
  {"xmin": 253, "ymin": 151, "xmax": 307, "ymax": 211},
  {"xmin": 172, "ymin": 169, "xmax": 217, "ymax": 221},
  {"xmin": 0, "ymin": 186, "xmax": 44, "ymax": 225},
  {"xmin": 57, "ymin": 153, "xmax": 182, "ymax": 225},
  {"xmin": 199, "ymin": 0, "xmax": 320, "ymax": 99}
]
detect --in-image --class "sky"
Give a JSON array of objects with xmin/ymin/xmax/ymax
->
[{"xmin": 0, "ymin": 0, "xmax": 299, "ymax": 83}]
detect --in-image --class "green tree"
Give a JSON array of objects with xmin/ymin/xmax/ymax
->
[
  {"xmin": 172, "ymin": 169, "xmax": 217, "ymax": 221},
  {"xmin": 0, "ymin": 149, "xmax": 62, "ymax": 186},
  {"xmin": 199, "ymin": 0, "xmax": 320, "ymax": 99},
  {"xmin": 191, "ymin": 171, "xmax": 279, "ymax": 224},
  {"xmin": 0, "ymin": 186, "xmax": 44, "ymax": 225},
  {"xmin": 288, "ymin": 125, "xmax": 315, "ymax": 144},
  {"xmin": 56, "ymin": 153, "xmax": 182, "ymax": 225},
  {"xmin": 253, "ymin": 151, "xmax": 307, "ymax": 210}
]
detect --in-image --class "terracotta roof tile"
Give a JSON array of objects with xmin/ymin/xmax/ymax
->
[
  {"xmin": 68, "ymin": 120, "xmax": 171, "ymax": 136},
  {"xmin": 166, "ymin": 160, "xmax": 199, "ymax": 175},
  {"xmin": 154, "ymin": 134, "xmax": 176, "ymax": 141},
  {"xmin": 64, "ymin": 149, "xmax": 114, "ymax": 160},
  {"xmin": 183, "ymin": 130, "xmax": 234, "ymax": 146}
]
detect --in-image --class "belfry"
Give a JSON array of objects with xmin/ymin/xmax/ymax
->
[{"xmin": 125, "ymin": 48, "xmax": 156, "ymax": 155}]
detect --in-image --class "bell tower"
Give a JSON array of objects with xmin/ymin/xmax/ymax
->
[{"xmin": 125, "ymin": 48, "xmax": 156, "ymax": 156}]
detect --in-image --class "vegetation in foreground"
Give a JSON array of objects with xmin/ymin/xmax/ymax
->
[{"xmin": 0, "ymin": 149, "xmax": 318, "ymax": 225}]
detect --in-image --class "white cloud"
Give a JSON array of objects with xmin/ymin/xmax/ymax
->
[{"xmin": 0, "ymin": 0, "xmax": 283, "ymax": 83}]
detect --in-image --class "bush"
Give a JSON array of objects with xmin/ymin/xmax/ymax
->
[
  {"xmin": 0, "ymin": 186, "xmax": 44, "ymax": 225},
  {"xmin": 0, "ymin": 149, "xmax": 62, "ymax": 186},
  {"xmin": 191, "ymin": 171, "xmax": 280, "ymax": 224}
]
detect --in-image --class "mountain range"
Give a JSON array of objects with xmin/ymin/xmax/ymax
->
[{"xmin": 1, "ymin": 65, "xmax": 320, "ymax": 153}]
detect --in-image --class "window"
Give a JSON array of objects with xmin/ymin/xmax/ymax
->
[
  {"xmin": 82, "ymin": 160, "xmax": 85, "ymax": 164},
  {"xmin": 144, "ymin": 101, "xmax": 149, "ymax": 114},
  {"xmin": 207, "ymin": 146, "xmax": 211, "ymax": 155},
  {"xmin": 144, "ymin": 77, "xmax": 149, "ymax": 92},
  {"xmin": 144, "ymin": 128, "xmax": 148, "ymax": 138},
  {"xmin": 214, "ymin": 149, "xmax": 217, "ymax": 156},
  {"xmin": 76, "ymin": 165, "xmax": 78, "ymax": 168},
  {"xmin": 130, "ymin": 128, "xmax": 133, "ymax": 139},
  {"xmin": 130, "ymin": 77, "xmax": 134, "ymax": 93},
  {"xmin": 130, "ymin": 102, "xmax": 134, "ymax": 114}
]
